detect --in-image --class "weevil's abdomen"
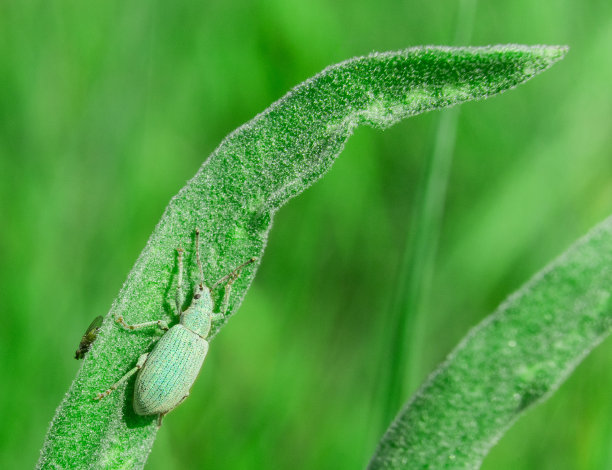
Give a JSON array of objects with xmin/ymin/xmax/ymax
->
[{"xmin": 134, "ymin": 324, "xmax": 208, "ymax": 415}]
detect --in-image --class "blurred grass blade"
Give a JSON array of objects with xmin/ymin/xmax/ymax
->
[
  {"xmin": 37, "ymin": 45, "xmax": 566, "ymax": 469},
  {"xmin": 368, "ymin": 216, "xmax": 612, "ymax": 469},
  {"xmin": 383, "ymin": 0, "xmax": 479, "ymax": 426}
]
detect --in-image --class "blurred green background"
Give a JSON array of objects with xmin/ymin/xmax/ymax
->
[{"xmin": 1, "ymin": 0, "xmax": 612, "ymax": 468}]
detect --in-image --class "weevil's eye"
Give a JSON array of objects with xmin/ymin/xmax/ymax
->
[{"xmin": 194, "ymin": 294, "xmax": 201, "ymax": 300}]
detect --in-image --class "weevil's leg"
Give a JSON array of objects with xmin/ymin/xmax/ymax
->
[
  {"xmin": 211, "ymin": 279, "xmax": 236, "ymax": 322},
  {"xmin": 157, "ymin": 413, "xmax": 166, "ymax": 427},
  {"xmin": 175, "ymin": 247, "xmax": 185, "ymax": 315},
  {"xmin": 116, "ymin": 316, "xmax": 169, "ymax": 332},
  {"xmin": 94, "ymin": 353, "xmax": 148, "ymax": 400},
  {"xmin": 211, "ymin": 257, "xmax": 257, "ymax": 289},
  {"xmin": 210, "ymin": 258, "xmax": 256, "ymax": 321}
]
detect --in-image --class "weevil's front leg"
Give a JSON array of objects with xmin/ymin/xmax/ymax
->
[
  {"xmin": 211, "ymin": 276, "xmax": 237, "ymax": 322},
  {"xmin": 211, "ymin": 257, "xmax": 256, "ymax": 289},
  {"xmin": 210, "ymin": 257, "xmax": 256, "ymax": 321},
  {"xmin": 116, "ymin": 316, "xmax": 169, "ymax": 332},
  {"xmin": 94, "ymin": 353, "xmax": 149, "ymax": 400}
]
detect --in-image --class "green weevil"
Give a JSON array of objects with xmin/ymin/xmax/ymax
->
[
  {"xmin": 95, "ymin": 229, "xmax": 256, "ymax": 423},
  {"xmin": 75, "ymin": 315, "xmax": 103, "ymax": 359}
]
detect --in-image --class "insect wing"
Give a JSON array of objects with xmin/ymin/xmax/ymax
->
[
  {"xmin": 75, "ymin": 315, "xmax": 104, "ymax": 359},
  {"xmin": 85, "ymin": 315, "xmax": 104, "ymax": 334}
]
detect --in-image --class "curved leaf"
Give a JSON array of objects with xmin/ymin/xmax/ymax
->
[
  {"xmin": 368, "ymin": 215, "xmax": 612, "ymax": 469},
  {"xmin": 37, "ymin": 45, "xmax": 566, "ymax": 469}
]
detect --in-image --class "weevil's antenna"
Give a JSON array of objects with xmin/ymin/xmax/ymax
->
[
  {"xmin": 195, "ymin": 228, "xmax": 204, "ymax": 286},
  {"xmin": 212, "ymin": 257, "xmax": 257, "ymax": 289},
  {"xmin": 175, "ymin": 246, "xmax": 185, "ymax": 314}
]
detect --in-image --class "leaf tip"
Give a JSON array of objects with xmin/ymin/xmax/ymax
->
[
  {"xmin": 539, "ymin": 44, "xmax": 569, "ymax": 63},
  {"xmin": 504, "ymin": 44, "xmax": 569, "ymax": 80}
]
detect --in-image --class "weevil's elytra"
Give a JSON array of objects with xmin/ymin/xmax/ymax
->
[
  {"xmin": 95, "ymin": 228, "xmax": 256, "ymax": 423},
  {"xmin": 133, "ymin": 324, "xmax": 209, "ymax": 415},
  {"xmin": 75, "ymin": 315, "xmax": 103, "ymax": 360}
]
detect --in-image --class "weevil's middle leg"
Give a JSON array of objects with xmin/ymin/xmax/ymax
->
[
  {"xmin": 116, "ymin": 316, "xmax": 169, "ymax": 332},
  {"xmin": 94, "ymin": 353, "xmax": 149, "ymax": 400}
]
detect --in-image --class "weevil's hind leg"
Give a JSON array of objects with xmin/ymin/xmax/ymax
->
[
  {"xmin": 175, "ymin": 246, "xmax": 185, "ymax": 316},
  {"xmin": 116, "ymin": 316, "xmax": 169, "ymax": 332},
  {"xmin": 156, "ymin": 392, "xmax": 186, "ymax": 427},
  {"xmin": 94, "ymin": 353, "xmax": 148, "ymax": 401}
]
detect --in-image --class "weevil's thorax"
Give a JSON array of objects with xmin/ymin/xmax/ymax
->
[{"xmin": 180, "ymin": 284, "xmax": 213, "ymax": 338}]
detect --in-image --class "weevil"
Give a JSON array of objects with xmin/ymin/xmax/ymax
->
[
  {"xmin": 75, "ymin": 315, "xmax": 103, "ymax": 359},
  {"xmin": 95, "ymin": 228, "xmax": 255, "ymax": 423}
]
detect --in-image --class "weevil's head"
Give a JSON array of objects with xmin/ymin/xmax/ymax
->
[{"xmin": 180, "ymin": 283, "xmax": 214, "ymax": 337}]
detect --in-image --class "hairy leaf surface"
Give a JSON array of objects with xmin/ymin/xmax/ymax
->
[
  {"xmin": 38, "ymin": 45, "xmax": 566, "ymax": 469},
  {"xmin": 369, "ymin": 216, "xmax": 612, "ymax": 469}
]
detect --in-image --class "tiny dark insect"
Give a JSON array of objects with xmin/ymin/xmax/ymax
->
[{"xmin": 75, "ymin": 315, "xmax": 103, "ymax": 359}]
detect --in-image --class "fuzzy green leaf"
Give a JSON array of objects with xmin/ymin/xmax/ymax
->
[
  {"xmin": 368, "ymin": 215, "xmax": 612, "ymax": 469},
  {"xmin": 37, "ymin": 45, "xmax": 566, "ymax": 469}
]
